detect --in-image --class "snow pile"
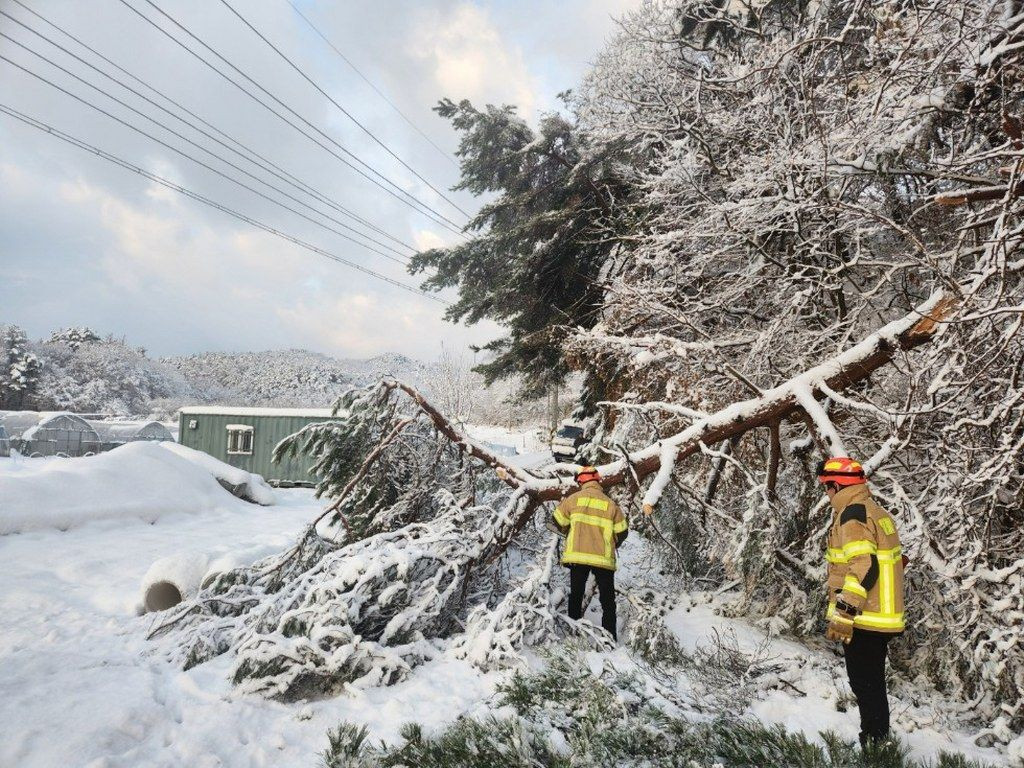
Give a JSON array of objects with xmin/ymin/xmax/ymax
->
[
  {"xmin": 0, "ymin": 441, "xmax": 272, "ymax": 535},
  {"xmin": 0, "ymin": 479, "xmax": 1012, "ymax": 766},
  {"xmin": 159, "ymin": 442, "xmax": 276, "ymax": 505},
  {"xmin": 0, "ymin": 489, "xmax": 490, "ymax": 768}
]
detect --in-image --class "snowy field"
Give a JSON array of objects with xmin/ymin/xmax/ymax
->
[
  {"xmin": 0, "ymin": 449, "xmax": 1013, "ymax": 767},
  {"xmin": 0, "ymin": 481, "xmax": 499, "ymax": 768}
]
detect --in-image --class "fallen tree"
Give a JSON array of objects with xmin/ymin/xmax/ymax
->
[
  {"xmin": 374, "ymin": 289, "xmax": 954, "ymax": 510},
  {"xmin": 148, "ymin": 295, "xmax": 956, "ymax": 698}
]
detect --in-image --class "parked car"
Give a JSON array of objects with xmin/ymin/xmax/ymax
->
[{"xmin": 551, "ymin": 421, "xmax": 588, "ymax": 463}]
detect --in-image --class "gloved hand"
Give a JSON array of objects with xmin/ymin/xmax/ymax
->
[{"xmin": 826, "ymin": 601, "xmax": 857, "ymax": 644}]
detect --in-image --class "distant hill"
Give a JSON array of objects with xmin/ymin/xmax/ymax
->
[
  {"xmin": 161, "ymin": 349, "xmax": 431, "ymax": 409},
  {"xmin": 1, "ymin": 323, "xmax": 438, "ymax": 418},
  {"xmin": 3, "ymin": 324, "xmax": 550, "ymax": 425},
  {"xmin": 333, "ymin": 351, "xmax": 432, "ymax": 388}
]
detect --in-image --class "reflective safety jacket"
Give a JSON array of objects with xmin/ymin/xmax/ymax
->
[
  {"xmin": 825, "ymin": 484, "xmax": 905, "ymax": 633},
  {"xmin": 553, "ymin": 481, "xmax": 627, "ymax": 571}
]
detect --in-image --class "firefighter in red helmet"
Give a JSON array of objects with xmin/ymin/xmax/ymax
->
[
  {"xmin": 817, "ymin": 457, "xmax": 905, "ymax": 748},
  {"xmin": 552, "ymin": 466, "xmax": 628, "ymax": 639}
]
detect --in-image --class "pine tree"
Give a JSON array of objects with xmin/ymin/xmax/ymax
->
[
  {"xmin": 47, "ymin": 326, "xmax": 101, "ymax": 350},
  {"xmin": 410, "ymin": 98, "xmax": 639, "ymax": 398},
  {"xmin": 0, "ymin": 325, "xmax": 40, "ymax": 410}
]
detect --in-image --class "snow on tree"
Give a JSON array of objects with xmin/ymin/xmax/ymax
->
[
  {"xmin": 47, "ymin": 327, "xmax": 100, "ymax": 350},
  {"xmin": 160, "ymin": 349, "xmax": 385, "ymax": 408},
  {"xmin": 0, "ymin": 325, "xmax": 41, "ymax": 410},
  {"xmin": 561, "ymin": 0, "xmax": 1024, "ymax": 742},
  {"xmin": 422, "ymin": 345, "xmax": 481, "ymax": 427},
  {"xmin": 34, "ymin": 333, "xmax": 191, "ymax": 416}
]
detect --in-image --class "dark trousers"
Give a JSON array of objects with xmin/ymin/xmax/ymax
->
[
  {"xmin": 844, "ymin": 629, "xmax": 892, "ymax": 745},
  {"xmin": 567, "ymin": 564, "xmax": 617, "ymax": 639}
]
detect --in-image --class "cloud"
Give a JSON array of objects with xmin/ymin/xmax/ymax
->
[
  {"xmin": 413, "ymin": 229, "xmax": 450, "ymax": 251},
  {"xmin": 410, "ymin": 4, "xmax": 539, "ymax": 116},
  {"xmin": 276, "ymin": 293, "xmax": 442, "ymax": 358},
  {"xmin": 13, "ymin": 170, "xmax": 497, "ymax": 358}
]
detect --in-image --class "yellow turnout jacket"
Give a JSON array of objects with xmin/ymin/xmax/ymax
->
[
  {"xmin": 553, "ymin": 481, "xmax": 627, "ymax": 570},
  {"xmin": 825, "ymin": 484, "xmax": 905, "ymax": 633}
]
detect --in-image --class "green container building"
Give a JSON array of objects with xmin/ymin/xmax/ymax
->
[{"xmin": 177, "ymin": 406, "xmax": 337, "ymax": 486}]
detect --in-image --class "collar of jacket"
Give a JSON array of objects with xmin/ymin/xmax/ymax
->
[
  {"xmin": 581, "ymin": 480, "xmax": 603, "ymax": 491},
  {"xmin": 829, "ymin": 482, "xmax": 871, "ymax": 514}
]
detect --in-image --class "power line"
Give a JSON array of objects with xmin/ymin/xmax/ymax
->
[
  {"xmin": 118, "ymin": 0, "xmax": 466, "ymax": 236},
  {"xmin": 218, "ymin": 0, "xmax": 467, "ymax": 217},
  {"xmin": 286, "ymin": 0, "xmax": 458, "ymax": 170},
  {"xmin": 0, "ymin": 102, "xmax": 446, "ymax": 303},
  {"xmin": 0, "ymin": 16, "xmax": 412, "ymax": 263},
  {"xmin": 127, "ymin": 0, "xmax": 459, "ymax": 234},
  {"xmin": 0, "ymin": 50, "xmax": 411, "ymax": 266},
  {"xmin": 6, "ymin": 0, "xmax": 416, "ymax": 255}
]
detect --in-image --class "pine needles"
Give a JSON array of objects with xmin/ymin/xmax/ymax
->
[{"xmin": 321, "ymin": 649, "xmax": 994, "ymax": 768}]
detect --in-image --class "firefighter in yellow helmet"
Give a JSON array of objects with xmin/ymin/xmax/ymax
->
[
  {"xmin": 552, "ymin": 466, "xmax": 628, "ymax": 639},
  {"xmin": 818, "ymin": 456, "xmax": 905, "ymax": 748}
]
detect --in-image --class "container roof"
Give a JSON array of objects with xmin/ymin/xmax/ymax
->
[{"xmin": 178, "ymin": 406, "xmax": 339, "ymax": 417}]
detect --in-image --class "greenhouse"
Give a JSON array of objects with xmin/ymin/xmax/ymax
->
[
  {"xmin": 90, "ymin": 420, "xmax": 173, "ymax": 450},
  {"xmin": 4, "ymin": 412, "xmax": 102, "ymax": 457},
  {"xmin": 0, "ymin": 412, "xmax": 175, "ymax": 457}
]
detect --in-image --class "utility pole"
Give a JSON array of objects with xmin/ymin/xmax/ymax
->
[{"xmin": 548, "ymin": 381, "xmax": 560, "ymax": 434}]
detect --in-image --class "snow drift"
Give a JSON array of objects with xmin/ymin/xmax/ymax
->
[
  {"xmin": 160, "ymin": 442, "xmax": 275, "ymax": 505},
  {"xmin": 0, "ymin": 441, "xmax": 275, "ymax": 535}
]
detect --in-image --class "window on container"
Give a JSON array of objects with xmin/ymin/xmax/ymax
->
[{"xmin": 226, "ymin": 425, "xmax": 254, "ymax": 455}]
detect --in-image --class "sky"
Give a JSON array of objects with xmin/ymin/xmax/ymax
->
[{"xmin": 0, "ymin": 0, "xmax": 638, "ymax": 361}]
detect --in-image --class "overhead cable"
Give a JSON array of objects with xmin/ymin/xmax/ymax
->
[{"xmin": 0, "ymin": 102, "xmax": 446, "ymax": 303}]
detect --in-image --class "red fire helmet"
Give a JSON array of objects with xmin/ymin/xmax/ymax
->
[{"xmin": 815, "ymin": 456, "xmax": 867, "ymax": 487}]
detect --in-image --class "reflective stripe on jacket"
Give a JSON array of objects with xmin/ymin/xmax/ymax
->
[
  {"xmin": 553, "ymin": 481, "xmax": 627, "ymax": 571},
  {"xmin": 825, "ymin": 484, "xmax": 905, "ymax": 633}
]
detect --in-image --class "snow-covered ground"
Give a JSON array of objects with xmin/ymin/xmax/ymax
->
[
  {"xmin": 0, "ymin": 486, "xmax": 498, "ymax": 768},
  {"xmin": 463, "ymin": 422, "xmax": 549, "ymax": 455},
  {"xmin": 660, "ymin": 600, "xmax": 1005, "ymax": 763},
  {"xmin": 0, "ymin": 450, "xmax": 1011, "ymax": 767}
]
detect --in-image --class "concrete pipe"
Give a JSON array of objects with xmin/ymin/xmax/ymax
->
[{"xmin": 141, "ymin": 553, "xmax": 209, "ymax": 613}]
